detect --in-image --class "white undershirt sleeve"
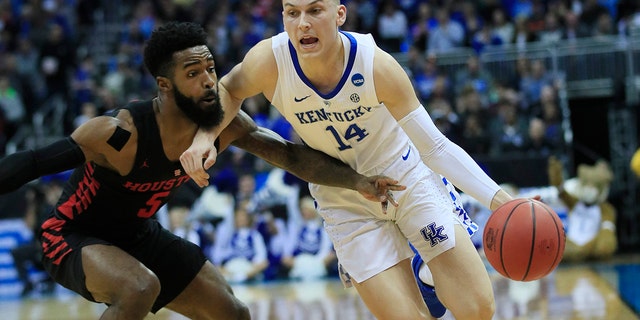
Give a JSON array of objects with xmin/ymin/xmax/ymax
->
[{"xmin": 398, "ymin": 106, "xmax": 501, "ymax": 208}]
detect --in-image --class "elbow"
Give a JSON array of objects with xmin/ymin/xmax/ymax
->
[{"xmin": 419, "ymin": 136, "xmax": 449, "ymax": 163}]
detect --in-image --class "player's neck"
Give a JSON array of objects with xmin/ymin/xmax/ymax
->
[
  {"xmin": 153, "ymin": 96, "xmax": 197, "ymax": 134},
  {"xmin": 153, "ymin": 97, "xmax": 198, "ymax": 160},
  {"xmin": 298, "ymin": 36, "xmax": 345, "ymax": 94}
]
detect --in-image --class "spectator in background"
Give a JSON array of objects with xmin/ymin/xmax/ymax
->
[
  {"xmin": 205, "ymin": 7, "xmax": 232, "ymax": 73},
  {"xmin": 38, "ymin": 22, "xmax": 75, "ymax": 112},
  {"xmin": 402, "ymin": 45, "xmax": 425, "ymax": 79},
  {"xmin": 455, "ymin": 84, "xmax": 494, "ymax": 158},
  {"xmin": 592, "ymin": 11, "xmax": 615, "ymax": 38},
  {"xmin": 159, "ymin": 198, "xmax": 202, "ymax": 248},
  {"xmin": 456, "ymin": 84, "xmax": 491, "ymax": 130},
  {"xmin": 538, "ymin": 12, "xmax": 563, "ymax": 44},
  {"xmin": 489, "ymin": 98, "xmax": 529, "ymax": 156},
  {"xmin": 534, "ymin": 85, "xmax": 564, "ymax": 148},
  {"xmin": 213, "ymin": 202, "xmax": 269, "ymax": 284},
  {"xmin": 470, "ymin": 23, "xmax": 503, "ymax": 54},
  {"xmin": 428, "ymin": 98, "xmax": 461, "ymax": 143},
  {"xmin": 412, "ymin": 53, "xmax": 440, "ymax": 102},
  {"xmin": 102, "ymin": 54, "xmax": 141, "ymax": 105},
  {"xmin": 513, "ymin": 16, "xmax": 538, "ymax": 49},
  {"xmin": 427, "ymin": 73, "xmax": 455, "ymax": 106},
  {"xmin": 11, "ymin": 173, "xmax": 68, "ymax": 296},
  {"xmin": 395, "ymin": 0, "xmax": 421, "ymax": 23},
  {"xmin": 457, "ymin": 1, "xmax": 484, "ymax": 48},
  {"xmin": 580, "ymin": 0, "xmax": 611, "ymax": 31},
  {"xmin": 524, "ymin": 1, "xmax": 547, "ymax": 36},
  {"xmin": 72, "ymin": 101, "xmax": 97, "ymax": 129},
  {"xmin": 454, "ymin": 55, "xmax": 494, "ymax": 105},
  {"xmin": 428, "ymin": 7, "xmax": 465, "ymax": 54},
  {"xmin": 246, "ymin": 168, "xmax": 301, "ymax": 281},
  {"xmin": 491, "ymin": 7, "xmax": 515, "ymax": 45},
  {"xmin": 375, "ymin": 0, "xmax": 408, "ymax": 53},
  {"xmin": 458, "ymin": 113, "xmax": 492, "ymax": 156},
  {"xmin": 281, "ymin": 196, "xmax": 337, "ymax": 281},
  {"xmin": 504, "ymin": 55, "xmax": 530, "ymax": 92},
  {"xmin": 562, "ymin": 11, "xmax": 591, "ymax": 41},
  {"xmin": 409, "ymin": 2, "xmax": 437, "ymax": 53},
  {"xmin": 616, "ymin": 0, "xmax": 640, "ymax": 36},
  {"xmin": 520, "ymin": 59, "xmax": 554, "ymax": 112},
  {"xmin": 0, "ymin": 73, "xmax": 26, "ymax": 141},
  {"xmin": 70, "ymin": 55, "xmax": 97, "ymax": 115},
  {"xmin": 521, "ymin": 117, "xmax": 557, "ymax": 157},
  {"xmin": 352, "ymin": 0, "xmax": 378, "ymax": 34},
  {"xmin": 14, "ymin": 37, "xmax": 45, "ymax": 119}
]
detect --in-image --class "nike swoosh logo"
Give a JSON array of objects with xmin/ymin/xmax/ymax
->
[
  {"xmin": 402, "ymin": 147, "xmax": 411, "ymax": 160},
  {"xmin": 294, "ymin": 95, "xmax": 311, "ymax": 102}
]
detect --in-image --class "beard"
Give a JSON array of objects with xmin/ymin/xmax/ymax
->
[{"xmin": 173, "ymin": 85, "xmax": 224, "ymax": 130}]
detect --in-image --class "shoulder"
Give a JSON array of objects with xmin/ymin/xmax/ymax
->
[
  {"xmin": 372, "ymin": 47, "xmax": 406, "ymax": 83},
  {"xmin": 344, "ymin": 31, "xmax": 375, "ymax": 45},
  {"xmin": 245, "ymin": 38, "xmax": 276, "ymax": 65},
  {"xmin": 70, "ymin": 109, "xmax": 137, "ymax": 168},
  {"xmin": 72, "ymin": 110, "xmax": 134, "ymax": 144},
  {"xmin": 240, "ymin": 38, "xmax": 277, "ymax": 78}
]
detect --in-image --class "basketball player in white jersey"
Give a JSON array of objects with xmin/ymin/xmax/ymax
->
[{"xmin": 181, "ymin": 1, "xmax": 515, "ymax": 319}]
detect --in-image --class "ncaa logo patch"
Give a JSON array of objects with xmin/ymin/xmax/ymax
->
[{"xmin": 351, "ymin": 73, "xmax": 364, "ymax": 87}]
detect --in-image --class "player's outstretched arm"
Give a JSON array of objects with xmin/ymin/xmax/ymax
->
[
  {"xmin": 0, "ymin": 137, "xmax": 85, "ymax": 194},
  {"xmin": 0, "ymin": 113, "xmax": 133, "ymax": 194},
  {"xmin": 221, "ymin": 111, "xmax": 406, "ymax": 204}
]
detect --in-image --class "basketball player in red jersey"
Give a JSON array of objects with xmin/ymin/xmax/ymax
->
[{"xmin": 0, "ymin": 21, "xmax": 404, "ymax": 320}]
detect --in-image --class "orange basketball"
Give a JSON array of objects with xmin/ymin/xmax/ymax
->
[{"xmin": 482, "ymin": 199, "xmax": 565, "ymax": 281}]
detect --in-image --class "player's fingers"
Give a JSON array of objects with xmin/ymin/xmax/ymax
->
[
  {"xmin": 203, "ymin": 149, "xmax": 218, "ymax": 170},
  {"xmin": 180, "ymin": 155, "xmax": 209, "ymax": 188},
  {"xmin": 375, "ymin": 176, "xmax": 407, "ymax": 190},
  {"xmin": 386, "ymin": 190, "xmax": 399, "ymax": 207},
  {"xmin": 381, "ymin": 200, "xmax": 388, "ymax": 214},
  {"xmin": 387, "ymin": 184, "xmax": 406, "ymax": 191}
]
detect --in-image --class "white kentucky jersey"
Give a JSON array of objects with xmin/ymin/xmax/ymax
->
[{"xmin": 271, "ymin": 31, "xmax": 410, "ymax": 175}]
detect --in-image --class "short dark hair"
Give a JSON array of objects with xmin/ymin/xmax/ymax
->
[{"xmin": 143, "ymin": 21, "xmax": 208, "ymax": 78}]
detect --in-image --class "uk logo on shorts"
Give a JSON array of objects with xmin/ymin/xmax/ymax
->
[{"xmin": 420, "ymin": 223, "xmax": 449, "ymax": 247}]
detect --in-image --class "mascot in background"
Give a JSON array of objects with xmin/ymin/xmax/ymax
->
[{"xmin": 548, "ymin": 156, "xmax": 617, "ymax": 262}]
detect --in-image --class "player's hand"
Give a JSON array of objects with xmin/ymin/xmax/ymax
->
[
  {"xmin": 180, "ymin": 130, "xmax": 218, "ymax": 187},
  {"xmin": 355, "ymin": 175, "xmax": 406, "ymax": 214}
]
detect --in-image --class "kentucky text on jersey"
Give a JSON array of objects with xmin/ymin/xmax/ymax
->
[{"xmin": 293, "ymin": 105, "xmax": 373, "ymax": 124}]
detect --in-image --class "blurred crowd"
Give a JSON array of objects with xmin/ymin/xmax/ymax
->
[
  {"xmin": 0, "ymin": 0, "xmax": 639, "ymax": 289},
  {"xmin": 0, "ymin": 0, "xmax": 638, "ymax": 155}
]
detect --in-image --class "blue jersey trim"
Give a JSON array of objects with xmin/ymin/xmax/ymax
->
[{"xmin": 288, "ymin": 31, "xmax": 357, "ymax": 100}]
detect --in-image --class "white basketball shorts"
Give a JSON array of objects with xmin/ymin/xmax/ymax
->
[{"xmin": 309, "ymin": 144, "xmax": 477, "ymax": 285}]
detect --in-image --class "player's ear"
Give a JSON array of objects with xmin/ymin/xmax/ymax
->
[
  {"xmin": 156, "ymin": 76, "xmax": 171, "ymax": 92},
  {"xmin": 336, "ymin": 4, "xmax": 346, "ymax": 27}
]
